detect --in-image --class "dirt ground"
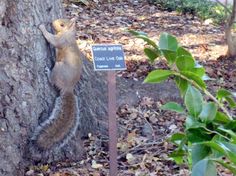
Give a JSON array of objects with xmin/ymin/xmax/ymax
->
[{"xmin": 25, "ymin": 1, "xmax": 236, "ymax": 176}]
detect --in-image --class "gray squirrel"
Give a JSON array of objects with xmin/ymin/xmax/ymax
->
[{"xmin": 31, "ymin": 18, "xmax": 83, "ymax": 154}]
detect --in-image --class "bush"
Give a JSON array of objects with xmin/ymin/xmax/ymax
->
[
  {"xmin": 130, "ymin": 30, "xmax": 236, "ymax": 175},
  {"xmin": 150, "ymin": 0, "xmax": 229, "ymax": 24}
]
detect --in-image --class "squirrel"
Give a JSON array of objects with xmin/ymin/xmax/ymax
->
[{"xmin": 31, "ymin": 18, "xmax": 83, "ymax": 153}]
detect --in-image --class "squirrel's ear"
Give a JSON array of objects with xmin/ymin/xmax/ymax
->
[{"xmin": 68, "ymin": 17, "xmax": 77, "ymax": 29}]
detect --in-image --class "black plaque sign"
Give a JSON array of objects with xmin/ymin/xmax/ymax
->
[{"xmin": 91, "ymin": 44, "xmax": 126, "ymax": 71}]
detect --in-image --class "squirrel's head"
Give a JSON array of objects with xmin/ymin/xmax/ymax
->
[{"xmin": 52, "ymin": 18, "xmax": 77, "ymax": 34}]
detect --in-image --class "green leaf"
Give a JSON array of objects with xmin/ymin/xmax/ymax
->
[
  {"xmin": 158, "ymin": 33, "xmax": 178, "ymax": 65},
  {"xmin": 216, "ymin": 89, "xmax": 236, "ymax": 108},
  {"xmin": 176, "ymin": 55, "xmax": 195, "ymax": 71},
  {"xmin": 169, "ymin": 133, "xmax": 186, "ymax": 145},
  {"xmin": 128, "ymin": 30, "xmax": 158, "ymax": 48},
  {"xmin": 144, "ymin": 47, "xmax": 160, "ymax": 62},
  {"xmin": 185, "ymin": 116, "xmax": 196, "ymax": 129},
  {"xmin": 211, "ymin": 135, "xmax": 226, "ymax": 158},
  {"xmin": 219, "ymin": 142, "xmax": 236, "ymax": 164},
  {"xmin": 199, "ymin": 102, "xmax": 217, "ymax": 122},
  {"xmin": 192, "ymin": 159, "xmax": 217, "ymax": 176},
  {"xmin": 187, "ymin": 128, "xmax": 211, "ymax": 143},
  {"xmin": 192, "ymin": 144, "xmax": 211, "ymax": 167},
  {"xmin": 192, "ymin": 67, "xmax": 205, "ymax": 78},
  {"xmin": 184, "ymin": 86, "xmax": 203, "ymax": 117},
  {"xmin": 177, "ymin": 47, "xmax": 192, "ymax": 57},
  {"xmin": 169, "ymin": 150, "xmax": 186, "ymax": 164},
  {"xmin": 201, "ymin": 141, "xmax": 236, "ymax": 164},
  {"xmin": 214, "ymin": 111, "xmax": 230, "ymax": 124},
  {"xmin": 161, "ymin": 102, "xmax": 184, "ymax": 113},
  {"xmin": 217, "ymin": 127, "xmax": 236, "ymax": 142},
  {"xmin": 175, "ymin": 77, "xmax": 189, "ymax": 97},
  {"xmin": 225, "ymin": 96, "xmax": 236, "ymax": 108},
  {"xmin": 187, "ymin": 130, "xmax": 210, "ymax": 143},
  {"xmin": 217, "ymin": 89, "xmax": 232, "ymax": 100},
  {"xmin": 186, "ymin": 116, "xmax": 206, "ymax": 129},
  {"xmin": 159, "ymin": 32, "xmax": 178, "ymax": 51},
  {"xmin": 180, "ymin": 71, "xmax": 206, "ymax": 89},
  {"xmin": 201, "ymin": 141, "xmax": 225, "ymax": 154},
  {"xmin": 128, "ymin": 30, "xmax": 147, "ymax": 36},
  {"xmin": 162, "ymin": 49, "xmax": 177, "ymax": 65},
  {"xmin": 176, "ymin": 60, "xmax": 206, "ymax": 78},
  {"xmin": 224, "ymin": 120, "xmax": 236, "ymax": 130},
  {"xmin": 221, "ymin": 141, "xmax": 236, "ymax": 153},
  {"xmin": 144, "ymin": 69, "xmax": 173, "ymax": 83},
  {"xmin": 137, "ymin": 35, "xmax": 158, "ymax": 48}
]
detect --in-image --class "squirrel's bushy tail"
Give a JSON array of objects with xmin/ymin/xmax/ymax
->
[{"xmin": 31, "ymin": 91, "xmax": 79, "ymax": 151}]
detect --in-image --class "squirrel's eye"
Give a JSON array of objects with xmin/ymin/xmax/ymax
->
[{"xmin": 60, "ymin": 24, "xmax": 64, "ymax": 27}]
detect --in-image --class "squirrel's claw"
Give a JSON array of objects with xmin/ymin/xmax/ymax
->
[{"xmin": 39, "ymin": 24, "xmax": 46, "ymax": 32}]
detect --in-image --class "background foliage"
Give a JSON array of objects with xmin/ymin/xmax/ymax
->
[
  {"xmin": 130, "ymin": 30, "xmax": 236, "ymax": 175},
  {"xmin": 149, "ymin": 0, "xmax": 229, "ymax": 24}
]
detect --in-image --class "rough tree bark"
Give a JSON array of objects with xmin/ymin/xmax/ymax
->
[
  {"xmin": 225, "ymin": 0, "xmax": 236, "ymax": 58},
  {"xmin": 0, "ymin": 0, "xmax": 107, "ymax": 175}
]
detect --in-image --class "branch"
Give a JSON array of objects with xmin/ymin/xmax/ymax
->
[{"xmin": 173, "ymin": 72, "xmax": 233, "ymax": 120}]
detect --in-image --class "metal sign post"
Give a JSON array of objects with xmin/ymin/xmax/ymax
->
[
  {"xmin": 108, "ymin": 71, "xmax": 117, "ymax": 176},
  {"xmin": 91, "ymin": 44, "xmax": 126, "ymax": 176}
]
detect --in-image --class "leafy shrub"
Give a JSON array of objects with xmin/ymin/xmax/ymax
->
[
  {"xmin": 151, "ymin": 0, "xmax": 181, "ymax": 11},
  {"xmin": 129, "ymin": 30, "xmax": 236, "ymax": 175},
  {"xmin": 150, "ymin": 0, "xmax": 229, "ymax": 24}
]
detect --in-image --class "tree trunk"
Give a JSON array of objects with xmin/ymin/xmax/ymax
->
[
  {"xmin": 0, "ymin": 0, "xmax": 107, "ymax": 175},
  {"xmin": 226, "ymin": 0, "xmax": 236, "ymax": 58}
]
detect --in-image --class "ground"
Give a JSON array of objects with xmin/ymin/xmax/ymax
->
[{"xmin": 25, "ymin": 1, "xmax": 236, "ymax": 175}]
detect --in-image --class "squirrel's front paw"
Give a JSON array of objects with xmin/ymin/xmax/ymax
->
[{"xmin": 39, "ymin": 24, "xmax": 46, "ymax": 32}]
